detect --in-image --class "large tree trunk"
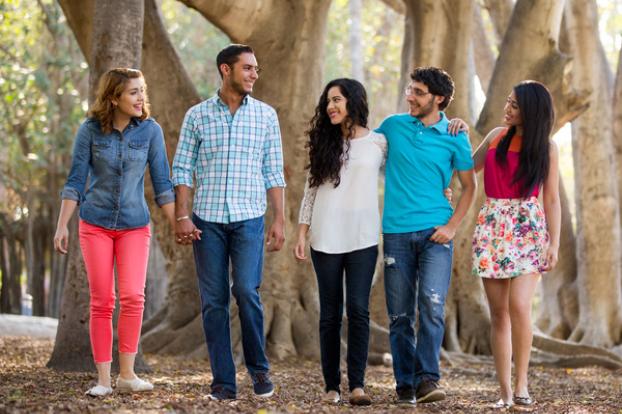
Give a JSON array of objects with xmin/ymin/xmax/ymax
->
[
  {"xmin": 536, "ymin": 180, "xmax": 578, "ymax": 338},
  {"xmin": 30, "ymin": 216, "xmax": 47, "ymax": 316},
  {"xmin": 48, "ymin": 0, "xmax": 151, "ymax": 372},
  {"xmin": 565, "ymin": 0, "xmax": 622, "ymax": 347},
  {"xmin": 614, "ymin": 48, "xmax": 622, "ymax": 232},
  {"xmin": 47, "ymin": 217, "xmax": 94, "ymax": 371},
  {"xmin": 87, "ymin": 1, "xmax": 144, "ymax": 100},
  {"xmin": 7, "ymin": 228, "xmax": 23, "ymax": 314}
]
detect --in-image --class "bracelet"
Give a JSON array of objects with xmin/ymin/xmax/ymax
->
[{"xmin": 176, "ymin": 215, "xmax": 190, "ymax": 222}]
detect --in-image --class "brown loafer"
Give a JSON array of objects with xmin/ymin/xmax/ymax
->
[{"xmin": 349, "ymin": 393, "xmax": 372, "ymax": 406}]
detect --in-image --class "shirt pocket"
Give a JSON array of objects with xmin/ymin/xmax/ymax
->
[
  {"xmin": 128, "ymin": 139, "xmax": 149, "ymax": 161},
  {"xmin": 233, "ymin": 123, "xmax": 263, "ymax": 160},
  {"xmin": 92, "ymin": 139, "xmax": 112, "ymax": 161}
]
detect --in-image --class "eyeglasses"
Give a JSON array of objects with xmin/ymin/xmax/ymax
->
[{"xmin": 405, "ymin": 85, "xmax": 431, "ymax": 97}]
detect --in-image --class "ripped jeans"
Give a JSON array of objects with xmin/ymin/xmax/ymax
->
[{"xmin": 383, "ymin": 228, "xmax": 453, "ymax": 393}]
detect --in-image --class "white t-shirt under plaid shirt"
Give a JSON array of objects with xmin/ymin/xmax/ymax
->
[{"xmin": 172, "ymin": 94, "xmax": 286, "ymax": 223}]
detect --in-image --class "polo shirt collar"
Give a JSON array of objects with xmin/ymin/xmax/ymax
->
[{"xmin": 412, "ymin": 111, "xmax": 449, "ymax": 134}]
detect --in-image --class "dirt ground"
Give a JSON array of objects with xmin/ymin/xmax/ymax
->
[{"xmin": 1, "ymin": 337, "xmax": 621, "ymax": 413}]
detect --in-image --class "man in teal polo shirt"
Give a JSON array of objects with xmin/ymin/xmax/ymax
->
[{"xmin": 376, "ymin": 67, "xmax": 476, "ymax": 406}]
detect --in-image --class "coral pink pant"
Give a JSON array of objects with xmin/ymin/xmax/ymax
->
[{"xmin": 79, "ymin": 220, "xmax": 151, "ymax": 363}]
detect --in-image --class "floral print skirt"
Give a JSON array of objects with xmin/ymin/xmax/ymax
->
[{"xmin": 472, "ymin": 197, "xmax": 549, "ymax": 279}]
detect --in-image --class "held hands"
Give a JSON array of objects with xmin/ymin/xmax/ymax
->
[
  {"xmin": 175, "ymin": 217, "xmax": 202, "ymax": 245},
  {"xmin": 430, "ymin": 223, "xmax": 457, "ymax": 244},
  {"xmin": 266, "ymin": 219, "xmax": 285, "ymax": 252},
  {"xmin": 53, "ymin": 226, "xmax": 69, "ymax": 254},
  {"xmin": 448, "ymin": 118, "xmax": 469, "ymax": 136}
]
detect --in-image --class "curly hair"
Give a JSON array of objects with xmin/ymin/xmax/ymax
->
[
  {"xmin": 410, "ymin": 66, "xmax": 454, "ymax": 110},
  {"xmin": 88, "ymin": 68, "xmax": 150, "ymax": 134},
  {"xmin": 306, "ymin": 78, "xmax": 369, "ymax": 188}
]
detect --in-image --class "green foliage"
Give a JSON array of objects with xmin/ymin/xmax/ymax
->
[{"xmin": 0, "ymin": 0, "xmax": 87, "ymax": 217}]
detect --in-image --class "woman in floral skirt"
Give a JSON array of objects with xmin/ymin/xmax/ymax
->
[{"xmin": 471, "ymin": 80, "xmax": 561, "ymax": 408}]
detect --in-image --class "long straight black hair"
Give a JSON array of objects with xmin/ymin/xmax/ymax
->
[
  {"xmin": 306, "ymin": 78, "xmax": 369, "ymax": 188},
  {"xmin": 495, "ymin": 80, "xmax": 554, "ymax": 197}
]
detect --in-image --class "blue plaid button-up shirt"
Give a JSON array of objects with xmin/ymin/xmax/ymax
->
[{"xmin": 172, "ymin": 94, "xmax": 286, "ymax": 223}]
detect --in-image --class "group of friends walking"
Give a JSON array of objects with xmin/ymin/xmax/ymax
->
[{"xmin": 53, "ymin": 43, "xmax": 560, "ymax": 409}]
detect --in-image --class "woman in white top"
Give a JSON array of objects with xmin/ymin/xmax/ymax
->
[{"xmin": 294, "ymin": 78, "xmax": 382, "ymax": 406}]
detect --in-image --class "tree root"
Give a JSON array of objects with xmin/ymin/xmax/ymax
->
[
  {"xmin": 530, "ymin": 349, "xmax": 622, "ymax": 370},
  {"xmin": 533, "ymin": 332, "xmax": 622, "ymax": 363}
]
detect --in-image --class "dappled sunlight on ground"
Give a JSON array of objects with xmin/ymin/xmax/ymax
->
[{"xmin": 1, "ymin": 337, "xmax": 621, "ymax": 413}]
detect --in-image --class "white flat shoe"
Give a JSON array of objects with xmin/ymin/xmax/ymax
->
[
  {"xmin": 323, "ymin": 391, "xmax": 340, "ymax": 404},
  {"xmin": 116, "ymin": 376, "xmax": 154, "ymax": 393},
  {"xmin": 85, "ymin": 384, "xmax": 113, "ymax": 397}
]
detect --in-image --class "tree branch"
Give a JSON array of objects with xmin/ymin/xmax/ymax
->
[{"xmin": 176, "ymin": 0, "xmax": 267, "ymax": 41}]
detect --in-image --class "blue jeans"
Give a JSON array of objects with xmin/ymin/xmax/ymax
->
[
  {"xmin": 192, "ymin": 214, "xmax": 269, "ymax": 395},
  {"xmin": 383, "ymin": 228, "xmax": 453, "ymax": 392},
  {"xmin": 310, "ymin": 245, "xmax": 377, "ymax": 392}
]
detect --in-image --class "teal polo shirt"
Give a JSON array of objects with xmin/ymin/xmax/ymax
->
[{"xmin": 376, "ymin": 112, "xmax": 473, "ymax": 234}]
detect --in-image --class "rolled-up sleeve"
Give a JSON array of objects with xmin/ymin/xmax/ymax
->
[
  {"xmin": 172, "ymin": 109, "xmax": 199, "ymax": 188},
  {"xmin": 60, "ymin": 122, "xmax": 91, "ymax": 204},
  {"xmin": 262, "ymin": 110, "xmax": 286, "ymax": 189},
  {"xmin": 148, "ymin": 122, "xmax": 175, "ymax": 207}
]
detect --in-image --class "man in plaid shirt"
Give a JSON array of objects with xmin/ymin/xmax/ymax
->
[{"xmin": 172, "ymin": 44, "xmax": 285, "ymax": 401}]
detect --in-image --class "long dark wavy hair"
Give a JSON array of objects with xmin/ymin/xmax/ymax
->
[
  {"xmin": 495, "ymin": 80, "xmax": 554, "ymax": 197},
  {"xmin": 306, "ymin": 78, "xmax": 369, "ymax": 188}
]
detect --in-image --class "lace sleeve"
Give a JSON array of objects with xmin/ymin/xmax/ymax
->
[
  {"xmin": 371, "ymin": 132, "xmax": 388, "ymax": 168},
  {"xmin": 298, "ymin": 173, "xmax": 318, "ymax": 225}
]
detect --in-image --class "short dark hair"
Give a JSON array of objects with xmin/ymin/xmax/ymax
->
[
  {"xmin": 409, "ymin": 67, "xmax": 454, "ymax": 110},
  {"xmin": 216, "ymin": 44, "xmax": 254, "ymax": 78}
]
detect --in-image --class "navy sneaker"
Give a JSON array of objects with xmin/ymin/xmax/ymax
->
[
  {"xmin": 207, "ymin": 386, "xmax": 236, "ymax": 401},
  {"xmin": 396, "ymin": 388, "xmax": 416, "ymax": 406},
  {"xmin": 252, "ymin": 372, "xmax": 274, "ymax": 397}
]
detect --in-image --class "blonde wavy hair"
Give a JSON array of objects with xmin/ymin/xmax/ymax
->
[{"xmin": 88, "ymin": 68, "xmax": 150, "ymax": 133}]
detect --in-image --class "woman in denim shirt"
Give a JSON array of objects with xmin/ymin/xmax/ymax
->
[{"xmin": 53, "ymin": 68, "xmax": 176, "ymax": 396}]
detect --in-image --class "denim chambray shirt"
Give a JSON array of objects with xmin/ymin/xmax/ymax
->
[{"xmin": 60, "ymin": 117, "xmax": 175, "ymax": 230}]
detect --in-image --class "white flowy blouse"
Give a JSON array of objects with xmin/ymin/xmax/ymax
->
[{"xmin": 298, "ymin": 131, "xmax": 387, "ymax": 254}]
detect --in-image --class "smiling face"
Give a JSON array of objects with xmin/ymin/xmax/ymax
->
[
  {"xmin": 503, "ymin": 91, "xmax": 522, "ymax": 128},
  {"xmin": 326, "ymin": 86, "xmax": 348, "ymax": 125},
  {"xmin": 405, "ymin": 81, "xmax": 439, "ymax": 119},
  {"xmin": 112, "ymin": 77, "xmax": 145, "ymax": 118},
  {"xmin": 222, "ymin": 52, "xmax": 260, "ymax": 96}
]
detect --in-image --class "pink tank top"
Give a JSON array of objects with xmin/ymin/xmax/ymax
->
[{"xmin": 484, "ymin": 130, "xmax": 539, "ymax": 199}]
